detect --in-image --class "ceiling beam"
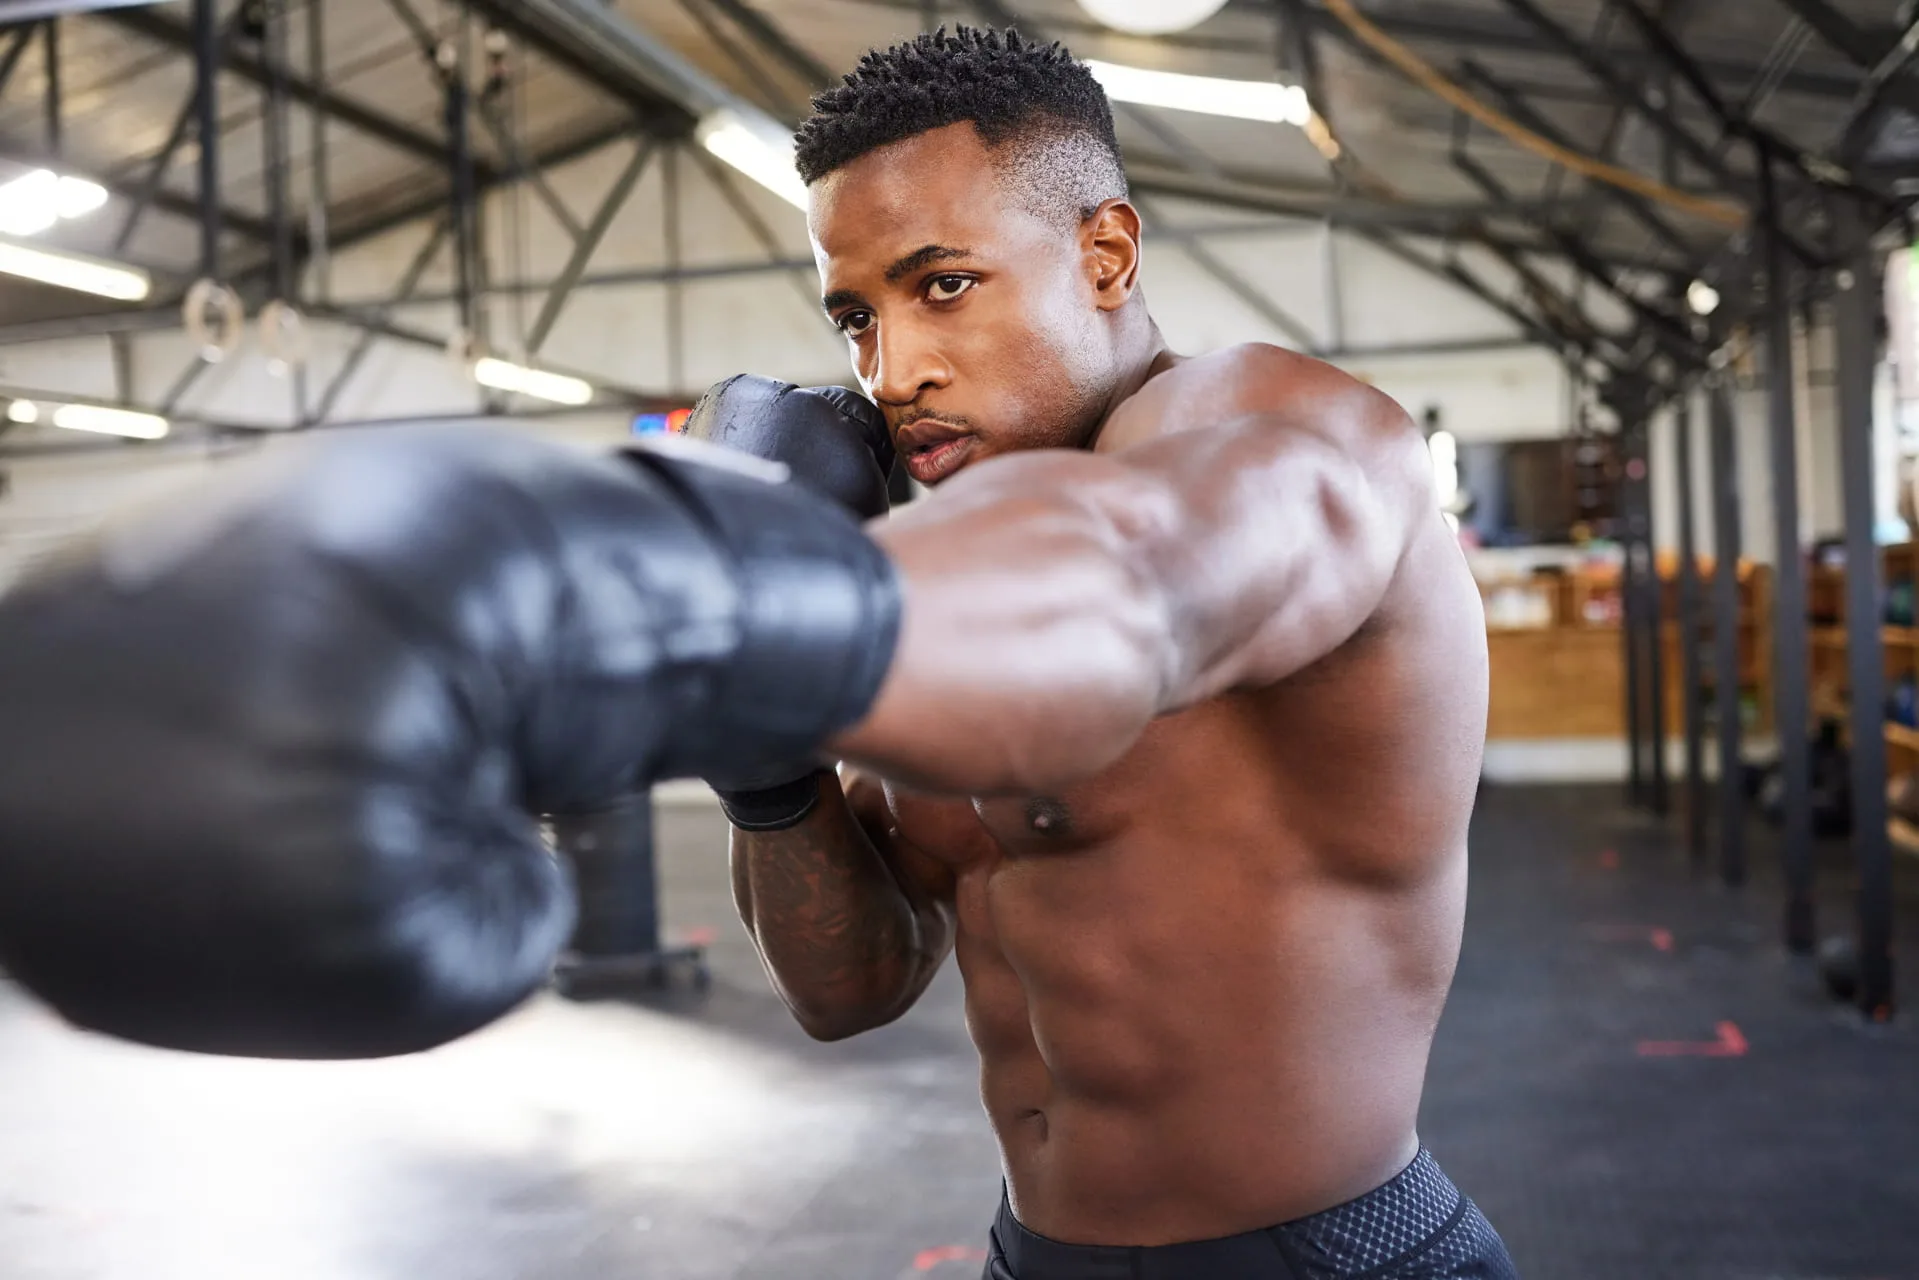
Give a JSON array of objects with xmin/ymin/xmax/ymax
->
[
  {"xmin": 323, "ymin": 118, "xmax": 636, "ymax": 256},
  {"xmin": 461, "ymin": 0, "xmax": 701, "ymax": 128},
  {"xmin": 1770, "ymin": 0, "xmax": 1892, "ymax": 69},
  {"xmin": 100, "ymin": 7, "xmax": 497, "ymax": 180},
  {"xmin": 1286, "ymin": 0, "xmax": 1882, "ymax": 103}
]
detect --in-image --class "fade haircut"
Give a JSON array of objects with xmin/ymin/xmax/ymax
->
[{"xmin": 795, "ymin": 26, "xmax": 1129, "ymax": 231}]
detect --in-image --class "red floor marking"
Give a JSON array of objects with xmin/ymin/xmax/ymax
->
[
  {"xmin": 914, "ymin": 1246, "xmax": 988, "ymax": 1271},
  {"xmin": 1637, "ymin": 1021, "xmax": 1748, "ymax": 1058},
  {"xmin": 1587, "ymin": 924, "xmax": 1674, "ymax": 952},
  {"xmin": 1599, "ymin": 849, "xmax": 1620, "ymax": 870}
]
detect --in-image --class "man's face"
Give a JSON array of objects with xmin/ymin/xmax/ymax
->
[{"xmin": 809, "ymin": 124, "xmax": 1116, "ymax": 486}]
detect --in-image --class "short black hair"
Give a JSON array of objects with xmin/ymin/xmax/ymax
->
[{"xmin": 795, "ymin": 26, "xmax": 1128, "ymax": 228}]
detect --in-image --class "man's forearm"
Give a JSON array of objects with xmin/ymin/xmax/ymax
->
[{"xmin": 730, "ymin": 776, "xmax": 937, "ymax": 1041}]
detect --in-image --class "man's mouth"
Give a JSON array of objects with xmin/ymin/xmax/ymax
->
[
  {"xmin": 903, "ymin": 434, "xmax": 976, "ymax": 484},
  {"xmin": 897, "ymin": 419, "xmax": 978, "ymax": 484}
]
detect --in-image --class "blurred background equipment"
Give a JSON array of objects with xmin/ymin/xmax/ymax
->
[{"xmin": 0, "ymin": 1, "xmax": 1915, "ymax": 1277}]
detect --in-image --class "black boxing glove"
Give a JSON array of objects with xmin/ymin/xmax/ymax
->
[
  {"xmin": 683, "ymin": 374, "xmax": 894, "ymax": 519},
  {"xmin": 682, "ymin": 375, "xmax": 895, "ymax": 831},
  {"xmin": 0, "ymin": 426, "xmax": 899, "ymax": 1060}
]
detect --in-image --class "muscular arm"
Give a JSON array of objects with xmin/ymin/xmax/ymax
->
[
  {"xmin": 831, "ymin": 347, "xmax": 1436, "ymax": 796},
  {"xmin": 730, "ymin": 770, "xmax": 957, "ymax": 1041}
]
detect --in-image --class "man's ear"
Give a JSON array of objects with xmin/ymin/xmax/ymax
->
[{"xmin": 1083, "ymin": 199, "xmax": 1144, "ymax": 312}]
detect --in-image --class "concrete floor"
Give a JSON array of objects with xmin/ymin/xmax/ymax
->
[
  {"xmin": 0, "ymin": 787, "xmax": 1915, "ymax": 1279},
  {"xmin": 0, "ymin": 799, "xmax": 1001, "ymax": 1280}
]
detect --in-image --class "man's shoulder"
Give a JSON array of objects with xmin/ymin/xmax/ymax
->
[{"xmin": 1124, "ymin": 344, "xmax": 1413, "ymax": 440}]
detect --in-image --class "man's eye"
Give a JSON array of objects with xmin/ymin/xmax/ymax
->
[
  {"xmin": 838, "ymin": 310, "xmax": 875, "ymax": 337},
  {"xmin": 927, "ymin": 275, "xmax": 975, "ymax": 303}
]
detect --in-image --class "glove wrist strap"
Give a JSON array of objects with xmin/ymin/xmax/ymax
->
[{"xmin": 714, "ymin": 772, "xmax": 830, "ymax": 832}]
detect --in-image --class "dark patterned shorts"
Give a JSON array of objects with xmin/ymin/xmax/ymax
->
[{"xmin": 984, "ymin": 1150, "xmax": 1520, "ymax": 1280}]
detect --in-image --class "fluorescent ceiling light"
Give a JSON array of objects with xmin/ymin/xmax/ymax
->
[
  {"xmin": 697, "ymin": 109, "xmax": 808, "ymax": 210},
  {"xmin": 1078, "ymin": 0, "xmax": 1228, "ymax": 35},
  {"xmin": 0, "ymin": 237, "xmax": 151, "ymax": 300},
  {"xmin": 1085, "ymin": 60, "xmax": 1313, "ymax": 126},
  {"xmin": 55, "ymin": 176, "xmax": 107, "ymax": 219},
  {"xmin": 472, "ymin": 357, "xmax": 595, "ymax": 406},
  {"xmin": 1687, "ymin": 279, "xmax": 1721, "ymax": 316},
  {"xmin": 51, "ymin": 403, "xmax": 168, "ymax": 440},
  {"xmin": 0, "ymin": 169, "xmax": 109, "ymax": 237},
  {"xmin": 7, "ymin": 400, "xmax": 38, "ymax": 425}
]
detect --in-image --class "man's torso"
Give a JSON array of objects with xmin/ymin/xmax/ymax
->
[{"xmin": 864, "ymin": 506, "xmax": 1489, "ymax": 1246}]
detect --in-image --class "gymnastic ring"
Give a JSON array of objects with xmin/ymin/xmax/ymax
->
[
  {"xmin": 258, "ymin": 300, "xmax": 309, "ymax": 375},
  {"xmin": 183, "ymin": 279, "xmax": 246, "ymax": 365}
]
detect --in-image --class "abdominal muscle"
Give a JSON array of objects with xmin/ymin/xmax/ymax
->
[{"xmin": 954, "ymin": 835, "xmax": 1454, "ymax": 1247}]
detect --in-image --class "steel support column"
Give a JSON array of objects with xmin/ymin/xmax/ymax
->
[
  {"xmin": 42, "ymin": 17, "xmax": 61, "ymax": 153},
  {"xmin": 1708, "ymin": 378, "xmax": 1746, "ymax": 886},
  {"xmin": 1633, "ymin": 413, "xmax": 1670, "ymax": 813},
  {"xmin": 1762, "ymin": 159, "xmax": 1817, "ymax": 954},
  {"xmin": 308, "ymin": 0, "xmax": 332, "ymax": 304},
  {"xmin": 1622, "ymin": 418, "xmax": 1650, "ymax": 805},
  {"xmin": 1832, "ymin": 208, "xmax": 1895, "ymax": 1020},
  {"xmin": 1674, "ymin": 390, "xmax": 1709, "ymax": 863},
  {"xmin": 193, "ymin": 0, "xmax": 221, "ymax": 280},
  {"xmin": 665, "ymin": 144, "xmax": 685, "ymax": 393}
]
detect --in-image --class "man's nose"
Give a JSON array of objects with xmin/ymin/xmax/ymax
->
[{"xmin": 867, "ymin": 318, "xmax": 952, "ymax": 407}]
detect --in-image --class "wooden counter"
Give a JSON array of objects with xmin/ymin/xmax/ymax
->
[
  {"xmin": 1482, "ymin": 561, "xmax": 1772, "ymax": 742},
  {"xmin": 1487, "ymin": 627, "xmax": 1627, "ymax": 739}
]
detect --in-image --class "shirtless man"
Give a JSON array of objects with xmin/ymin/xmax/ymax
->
[
  {"xmin": 0, "ymin": 23, "xmax": 1507, "ymax": 1280},
  {"xmin": 708, "ymin": 27, "xmax": 1511, "ymax": 1280}
]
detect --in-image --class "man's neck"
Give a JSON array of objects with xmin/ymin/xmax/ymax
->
[{"xmin": 1099, "ymin": 317, "xmax": 1176, "ymax": 429}]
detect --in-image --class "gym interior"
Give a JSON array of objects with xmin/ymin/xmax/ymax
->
[{"xmin": 0, "ymin": 1, "xmax": 1915, "ymax": 1277}]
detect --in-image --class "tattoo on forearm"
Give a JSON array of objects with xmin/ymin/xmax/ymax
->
[{"xmin": 736, "ymin": 815, "xmax": 923, "ymax": 1015}]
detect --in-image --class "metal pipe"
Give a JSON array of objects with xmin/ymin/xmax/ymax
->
[
  {"xmin": 445, "ymin": 22, "xmax": 478, "ymax": 342},
  {"xmin": 1322, "ymin": 222, "xmax": 1346, "ymax": 353},
  {"xmin": 1832, "ymin": 209, "xmax": 1894, "ymax": 1020},
  {"xmin": 42, "ymin": 17, "xmax": 60, "ymax": 154},
  {"xmin": 1674, "ymin": 390, "xmax": 1709, "ymax": 864},
  {"xmin": 1760, "ymin": 157, "xmax": 1816, "ymax": 954},
  {"xmin": 263, "ymin": 0, "xmax": 294, "ymax": 303},
  {"xmin": 193, "ymin": 0, "xmax": 221, "ymax": 279},
  {"xmin": 308, "ymin": 0, "xmax": 332, "ymax": 304},
  {"xmin": 1708, "ymin": 378, "xmax": 1746, "ymax": 886},
  {"xmin": 665, "ymin": 144, "xmax": 684, "ymax": 393},
  {"xmin": 109, "ymin": 333, "xmax": 133, "ymax": 406}
]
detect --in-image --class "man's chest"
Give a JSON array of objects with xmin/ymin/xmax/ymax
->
[{"xmin": 879, "ymin": 694, "xmax": 1270, "ymax": 869}]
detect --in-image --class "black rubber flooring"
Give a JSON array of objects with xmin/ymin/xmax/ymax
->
[{"xmin": 0, "ymin": 785, "xmax": 1914, "ymax": 1279}]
